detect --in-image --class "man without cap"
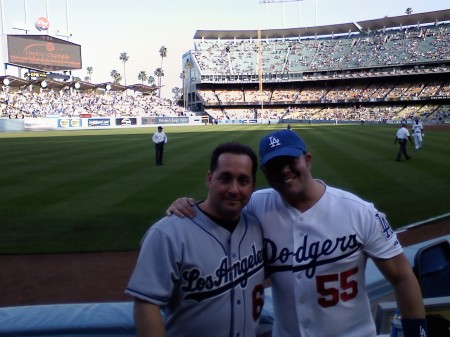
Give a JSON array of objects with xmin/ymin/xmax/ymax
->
[
  {"xmin": 167, "ymin": 129, "xmax": 427, "ymax": 337},
  {"xmin": 152, "ymin": 126, "xmax": 167, "ymax": 166},
  {"xmin": 126, "ymin": 142, "xmax": 265, "ymax": 337}
]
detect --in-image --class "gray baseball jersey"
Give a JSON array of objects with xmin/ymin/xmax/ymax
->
[
  {"xmin": 245, "ymin": 183, "xmax": 403, "ymax": 337},
  {"xmin": 126, "ymin": 205, "xmax": 265, "ymax": 337}
]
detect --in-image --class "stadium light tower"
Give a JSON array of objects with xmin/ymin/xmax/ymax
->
[
  {"xmin": 0, "ymin": 0, "xmax": 4, "ymax": 35},
  {"xmin": 259, "ymin": 0, "xmax": 304, "ymax": 29}
]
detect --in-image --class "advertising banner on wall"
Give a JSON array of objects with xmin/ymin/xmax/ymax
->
[
  {"xmin": 141, "ymin": 116, "xmax": 189, "ymax": 125},
  {"xmin": 24, "ymin": 118, "xmax": 58, "ymax": 129},
  {"xmin": 115, "ymin": 118, "xmax": 137, "ymax": 126},
  {"xmin": 88, "ymin": 119, "xmax": 111, "ymax": 127},
  {"xmin": 58, "ymin": 118, "xmax": 82, "ymax": 128}
]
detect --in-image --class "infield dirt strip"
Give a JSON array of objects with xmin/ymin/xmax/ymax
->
[{"xmin": 0, "ymin": 218, "xmax": 449, "ymax": 307}]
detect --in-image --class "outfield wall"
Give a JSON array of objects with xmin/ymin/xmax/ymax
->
[
  {"xmin": 1, "ymin": 116, "xmax": 443, "ymax": 132},
  {"xmin": 0, "ymin": 116, "xmax": 364, "ymax": 132},
  {"xmin": 0, "ymin": 116, "xmax": 206, "ymax": 132}
]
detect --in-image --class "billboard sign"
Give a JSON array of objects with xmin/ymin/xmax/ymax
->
[{"xmin": 7, "ymin": 34, "xmax": 82, "ymax": 71}]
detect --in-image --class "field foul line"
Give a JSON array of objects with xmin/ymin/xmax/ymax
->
[{"xmin": 396, "ymin": 212, "xmax": 450, "ymax": 233}]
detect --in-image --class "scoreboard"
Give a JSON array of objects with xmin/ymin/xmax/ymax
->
[{"xmin": 7, "ymin": 34, "xmax": 82, "ymax": 72}]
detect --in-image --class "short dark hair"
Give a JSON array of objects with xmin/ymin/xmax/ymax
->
[{"xmin": 210, "ymin": 142, "xmax": 258, "ymax": 179}]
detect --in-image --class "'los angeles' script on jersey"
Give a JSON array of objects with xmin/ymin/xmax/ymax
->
[
  {"xmin": 265, "ymin": 234, "xmax": 362, "ymax": 278},
  {"xmin": 182, "ymin": 243, "xmax": 264, "ymax": 302}
]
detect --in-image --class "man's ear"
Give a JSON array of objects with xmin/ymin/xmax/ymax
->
[
  {"xmin": 206, "ymin": 170, "xmax": 212, "ymax": 186},
  {"xmin": 304, "ymin": 153, "xmax": 313, "ymax": 170}
]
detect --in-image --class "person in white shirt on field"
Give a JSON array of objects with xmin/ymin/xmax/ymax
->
[
  {"xmin": 394, "ymin": 121, "xmax": 413, "ymax": 161},
  {"xmin": 152, "ymin": 126, "xmax": 168, "ymax": 166}
]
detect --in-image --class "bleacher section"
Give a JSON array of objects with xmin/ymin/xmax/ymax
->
[{"xmin": 182, "ymin": 11, "xmax": 450, "ymax": 124}]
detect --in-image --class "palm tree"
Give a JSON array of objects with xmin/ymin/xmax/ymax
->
[
  {"xmin": 110, "ymin": 70, "xmax": 122, "ymax": 84},
  {"xmin": 405, "ymin": 7, "xmax": 413, "ymax": 15},
  {"xmin": 138, "ymin": 71, "xmax": 148, "ymax": 84},
  {"xmin": 119, "ymin": 52, "xmax": 129, "ymax": 85},
  {"xmin": 154, "ymin": 67, "xmax": 164, "ymax": 95},
  {"xmin": 86, "ymin": 66, "xmax": 93, "ymax": 82},
  {"xmin": 158, "ymin": 46, "xmax": 167, "ymax": 97},
  {"xmin": 147, "ymin": 76, "xmax": 155, "ymax": 86},
  {"xmin": 172, "ymin": 87, "xmax": 182, "ymax": 103}
]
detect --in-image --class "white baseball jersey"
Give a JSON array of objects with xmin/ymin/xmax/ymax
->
[
  {"xmin": 126, "ymin": 205, "xmax": 265, "ymax": 337},
  {"xmin": 412, "ymin": 122, "xmax": 423, "ymax": 135},
  {"xmin": 245, "ymin": 183, "xmax": 403, "ymax": 337},
  {"xmin": 411, "ymin": 122, "xmax": 423, "ymax": 149}
]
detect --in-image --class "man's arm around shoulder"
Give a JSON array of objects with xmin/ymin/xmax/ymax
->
[{"xmin": 134, "ymin": 298, "xmax": 166, "ymax": 337}]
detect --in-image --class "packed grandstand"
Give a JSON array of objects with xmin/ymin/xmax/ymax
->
[
  {"xmin": 183, "ymin": 9, "xmax": 450, "ymax": 124},
  {"xmin": 1, "ymin": 9, "xmax": 449, "ymax": 124}
]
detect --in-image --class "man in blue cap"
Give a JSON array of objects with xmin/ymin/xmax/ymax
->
[{"xmin": 167, "ymin": 129, "xmax": 427, "ymax": 337}]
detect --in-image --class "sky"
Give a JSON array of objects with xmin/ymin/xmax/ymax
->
[{"xmin": 1, "ymin": 0, "xmax": 449, "ymax": 99}]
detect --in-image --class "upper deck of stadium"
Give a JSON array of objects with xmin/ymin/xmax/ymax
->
[{"xmin": 193, "ymin": 9, "xmax": 450, "ymax": 40}]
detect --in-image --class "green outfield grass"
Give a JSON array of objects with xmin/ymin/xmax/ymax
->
[{"xmin": 1, "ymin": 124, "xmax": 449, "ymax": 254}]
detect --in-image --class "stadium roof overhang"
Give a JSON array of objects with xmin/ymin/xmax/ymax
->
[
  {"xmin": 193, "ymin": 9, "xmax": 450, "ymax": 40},
  {"xmin": 358, "ymin": 9, "xmax": 450, "ymax": 31},
  {"xmin": 0, "ymin": 76, "xmax": 158, "ymax": 93},
  {"xmin": 65, "ymin": 80, "xmax": 97, "ymax": 91},
  {"xmin": 30, "ymin": 78, "xmax": 67, "ymax": 90},
  {"xmin": 126, "ymin": 83, "xmax": 158, "ymax": 94},
  {"xmin": 0, "ymin": 75, "xmax": 30, "ymax": 87},
  {"xmin": 97, "ymin": 82, "xmax": 128, "ymax": 92}
]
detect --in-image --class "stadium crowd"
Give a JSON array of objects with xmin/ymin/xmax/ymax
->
[
  {"xmin": 199, "ymin": 80, "xmax": 450, "ymax": 123},
  {"xmin": 194, "ymin": 23, "xmax": 450, "ymax": 75},
  {"xmin": 1, "ymin": 22, "xmax": 449, "ymax": 124},
  {"xmin": 191, "ymin": 22, "xmax": 450, "ymax": 123},
  {"xmin": 2, "ymin": 80, "xmax": 448, "ymax": 124},
  {"xmin": 0, "ymin": 89, "xmax": 189, "ymax": 119}
]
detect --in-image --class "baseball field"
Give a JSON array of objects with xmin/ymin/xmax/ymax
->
[{"xmin": 1, "ymin": 123, "xmax": 449, "ymax": 254}]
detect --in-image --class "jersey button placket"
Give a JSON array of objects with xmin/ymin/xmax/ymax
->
[
  {"xmin": 294, "ymin": 216, "xmax": 305, "ymax": 279},
  {"xmin": 294, "ymin": 216, "xmax": 306, "ymax": 307}
]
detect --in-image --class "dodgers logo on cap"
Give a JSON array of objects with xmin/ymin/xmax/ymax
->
[{"xmin": 259, "ymin": 129, "xmax": 307, "ymax": 166}]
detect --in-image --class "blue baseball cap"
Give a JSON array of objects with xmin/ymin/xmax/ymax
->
[{"xmin": 259, "ymin": 129, "xmax": 307, "ymax": 166}]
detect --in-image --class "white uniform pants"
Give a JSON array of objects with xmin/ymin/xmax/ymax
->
[{"xmin": 413, "ymin": 132, "xmax": 423, "ymax": 150}]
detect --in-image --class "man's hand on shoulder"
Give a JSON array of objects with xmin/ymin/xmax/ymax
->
[{"xmin": 166, "ymin": 197, "xmax": 196, "ymax": 218}]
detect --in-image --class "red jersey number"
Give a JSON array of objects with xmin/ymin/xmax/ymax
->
[
  {"xmin": 252, "ymin": 284, "xmax": 265, "ymax": 320},
  {"xmin": 316, "ymin": 267, "xmax": 358, "ymax": 307}
]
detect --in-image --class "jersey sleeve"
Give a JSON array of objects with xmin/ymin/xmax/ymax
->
[
  {"xmin": 363, "ymin": 208, "xmax": 403, "ymax": 259},
  {"xmin": 125, "ymin": 227, "xmax": 179, "ymax": 305}
]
